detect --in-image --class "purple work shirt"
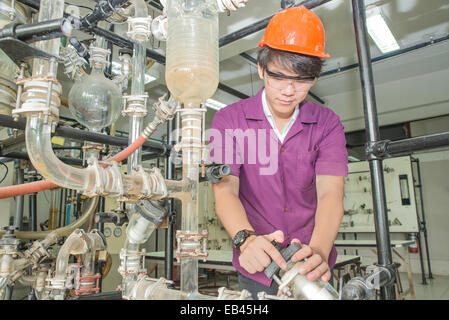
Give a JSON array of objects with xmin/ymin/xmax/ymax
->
[{"xmin": 209, "ymin": 88, "xmax": 348, "ymax": 286}]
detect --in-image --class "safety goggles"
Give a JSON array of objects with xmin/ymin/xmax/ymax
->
[{"xmin": 264, "ymin": 68, "xmax": 315, "ymax": 92}]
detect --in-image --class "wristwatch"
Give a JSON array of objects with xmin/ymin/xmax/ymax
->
[{"xmin": 233, "ymin": 229, "xmax": 258, "ymax": 251}]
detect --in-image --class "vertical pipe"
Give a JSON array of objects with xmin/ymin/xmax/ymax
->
[
  {"xmin": 58, "ymin": 187, "xmax": 64, "ymax": 228},
  {"xmin": 48, "ymin": 189, "xmax": 58, "ymax": 230},
  {"xmin": 14, "ymin": 162, "xmax": 24, "ymax": 230},
  {"xmin": 76, "ymin": 193, "xmax": 82, "ymax": 219},
  {"xmin": 5, "ymin": 285, "xmax": 13, "ymax": 300},
  {"xmin": 415, "ymin": 159, "xmax": 433, "ymax": 279},
  {"xmin": 98, "ymin": 197, "xmax": 105, "ymax": 234},
  {"xmin": 351, "ymin": 0, "xmax": 395, "ymax": 300},
  {"xmin": 165, "ymin": 119, "xmax": 175, "ymax": 281},
  {"xmin": 29, "ymin": 177, "xmax": 37, "ymax": 232},
  {"xmin": 62, "ymin": 188, "xmax": 67, "ymax": 228}
]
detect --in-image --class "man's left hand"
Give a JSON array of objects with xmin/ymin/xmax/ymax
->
[{"xmin": 290, "ymin": 239, "xmax": 331, "ymax": 282}]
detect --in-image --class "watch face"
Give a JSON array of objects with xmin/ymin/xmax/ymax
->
[{"xmin": 233, "ymin": 230, "xmax": 247, "ymax": 247}]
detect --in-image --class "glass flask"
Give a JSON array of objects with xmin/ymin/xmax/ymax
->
[
  {"xmin": 165, "ymin": 0, "xmax": 219, "ymax": 108},
  {"xmin": 68, "ymin": 62, "xmax": 122, "ymax": 132}
]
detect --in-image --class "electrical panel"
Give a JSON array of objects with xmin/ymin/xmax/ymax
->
[{"xmin": 340, "ymin": 156, "xmax": 419, "ymax": 233}]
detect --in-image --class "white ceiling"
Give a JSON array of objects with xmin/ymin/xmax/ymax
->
[{"xmin": 58, "ymin": 0, "xmax": 449, "ymax": 135}]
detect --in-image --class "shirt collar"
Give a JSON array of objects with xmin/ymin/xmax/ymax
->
[{"xmin": 262, "ymin": 88, "xmax": 299, "ymax": 124}]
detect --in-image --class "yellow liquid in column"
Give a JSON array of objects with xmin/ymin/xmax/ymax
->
[{"xmin": 166, "ymin": 15, "xmax": 218, "ymax": 107}]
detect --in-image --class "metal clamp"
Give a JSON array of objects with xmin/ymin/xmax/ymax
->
[
  {"xmin": 127, "ymin": 16, "xmax": 152, "ymax": 42},
  {"xmin": 122, "ymin": 94, "xmax": 148, "ymax": 118},
  {"xmin": 118, "ymin": 248, "xmax": 147, "ymax": 277},
  {"xmin": 365, "ymin": 140, "xmax": 391, "ymax": 160},
  {"xmin": 89, "ymin": 46, "xmax": 110, "ymax": 69},
  {"xmin": 175, "ymin": 230, "xmax": 208, "ymax": 262}
]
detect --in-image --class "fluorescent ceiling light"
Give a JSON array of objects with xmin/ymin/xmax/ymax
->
[
  {"xmin": 366, "ymin": 6, "xmax": 400, "ymax": 54},
  {"xmin": 205, "ymin": 98, "xmax": 227, "ymax": 111},
  {"xmin": 111, "ymin": 61, "xmax": 156, "ymax": 84}
]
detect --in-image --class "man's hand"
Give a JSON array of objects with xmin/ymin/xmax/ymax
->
[
  {"xmin": 290, "ymin": 238, "xmax": 331, "ymax": 282},
  {"xmin": 238, "ymin": 230, "xmax": 287, "ymax": 274}
]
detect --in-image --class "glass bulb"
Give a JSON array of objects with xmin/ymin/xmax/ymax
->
[{"xmin": 68, "ymin": 66, "xmax": 122, "ymax": 132}]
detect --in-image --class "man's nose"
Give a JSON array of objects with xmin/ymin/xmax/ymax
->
[{"xmin": 281, "ymin": 81, "xmax": 295, "ymax": 95}]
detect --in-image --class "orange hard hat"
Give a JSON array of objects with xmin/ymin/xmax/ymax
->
[{"xmin": 258, "ymin": 6, "xmax": 330, "ymax": 58}]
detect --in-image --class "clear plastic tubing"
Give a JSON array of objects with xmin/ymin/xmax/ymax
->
[
  {"xmin": 25, "ymin": 116, "xmax": 95, "ymax": 191},
  {"xmin": 165, "ymin": 0, "xmax": 219, "ymax": 295}
]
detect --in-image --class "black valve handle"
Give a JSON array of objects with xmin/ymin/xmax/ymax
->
[{"xmin": 264, "ymin": 241, "xmax": 301, "ymax": 279}]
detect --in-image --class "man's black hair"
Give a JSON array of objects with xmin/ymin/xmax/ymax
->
[{"xmin": 257, "ymin": 46, "xmax": 324, "ymax": 78}]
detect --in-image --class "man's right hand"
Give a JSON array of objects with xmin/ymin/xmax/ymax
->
[{"xmin": 238, "ymin": 230, "xmax": 288, "ymax": 274}]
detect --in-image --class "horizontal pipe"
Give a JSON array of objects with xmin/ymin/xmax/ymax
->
[
  {"xmin": 0, "ymin": 151, "xmax": 84, "ymax": 166},
  {"xmin": 0, "ymin": 115, "xmax": 168, "ymax": 154},
  {"xmin": 17, "ymin": 0, "xmax": 40, "ymax": 10},
  {"xmin": 321, "ymin": 35, "xmax": 449, "ymax": 78},
  {"xmin": 384, "ymin": 132, "xmax": 449, "ymax": 156},
  {"xmin": 13, "ymin": 19, "xmax": 70, "ymax": 43},
  {"xmin": 219, "ymin": 0, "xmax": 334, "ymax": 47},
  {"xmin": 80, "ymin": 0, "xmax": 129, "ymax": 28}
]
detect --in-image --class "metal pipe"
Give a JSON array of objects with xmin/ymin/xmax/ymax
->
[
  {"xmin": 98, "ymin": 197, "xmax": 105, "ymax": 234},
  {"xmin": 320, "ymin": 35, "xmax": 449, "ymax": 78},
  {"xmin": 1, "ymin": 151, "xmax": 84, "ymax": 166},
  {"xmin": 414, "ymin": 158, "xmax": 433, "ymax": 279},
  {"xmin": 17, "ymin": 0, "xmax": 40, "ymax": 10},
  {"xmin": 219, "ymin": 0, "xmax": 334, "ymax": 47},
  {"xmin": 0, "ymin": 115, "xmax": 167, "ymax": 154},
  {"xmin": 80, "ymin": 0, "xmax": 129, "ymax": 29},
  {"xmin": 3, "ymin": 18, "xmax": 71, "ymax": 43},
  {"xmin": 352, "ymin": 0, "xmax": 395, "ymax": 300},
  {"xmin": 14, "ymin": 162, "xmax": 24, "ymax": 230},
  {"xmin": 385, "ymin": 132, "xmax": 449, "ymax": 156},
  {"xmin": 29, "ymin": 177, "xmax": 37, "ymax": 232},
  {"xmin": 165, "ymin": 119, "xmax": 174, "ymax": 281}
]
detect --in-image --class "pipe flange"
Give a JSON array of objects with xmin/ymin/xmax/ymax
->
[
  {"xmin": 127, "ymin": 16, "xmax": 152, "ymax": 42},
  {"xmin": 84, "ymin": 158, "xmax": 105, "ymax": 197},
  {"xmin": 122, "ymin": 94, "xmax": 148, "ymax": 117},
  {"xmin": 89, "ymin": 46, "xmax": 110, "ymax": 69},
  {"xmin": 13, "ymin": 77, "xmax": 62, "ymax": 122}
]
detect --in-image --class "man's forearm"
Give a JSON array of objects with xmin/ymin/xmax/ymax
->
[
  {"xmin": 309, "ymin": 194, "xmax": 344, "ymax": 261},
  {"xmin": 214, "ymin": 191, "xmax": 253, "ymax": 239}
]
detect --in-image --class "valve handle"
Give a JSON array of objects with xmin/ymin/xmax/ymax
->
[{"xmin": 264, "ymin": 241, "xmax": 301, "ymax": 279}]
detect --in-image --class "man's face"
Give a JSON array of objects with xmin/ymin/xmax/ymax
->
[{"xmin": 258, "ymin": 61, "xmax": 316, "ymax": 118}]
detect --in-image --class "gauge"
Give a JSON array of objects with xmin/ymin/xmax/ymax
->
[
  {"xmin": 104, "ymin": 227, "xmax": 111, "ymax": 238},
  {"xmin": 113, "ymin": 227, "xmax": 122, "ymax": 238}
]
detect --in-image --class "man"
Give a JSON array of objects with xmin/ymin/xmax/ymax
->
[{"xmin": 209, "ymin": 6, "xmax": 348, "ymax": 299}]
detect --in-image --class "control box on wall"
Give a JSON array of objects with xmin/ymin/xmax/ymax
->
[{"xmin": 340, "ymin": 156, "xmax": 418, "ymax": 233}]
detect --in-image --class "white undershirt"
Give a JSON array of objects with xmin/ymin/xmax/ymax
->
[{"xmin": 262, "ymin": 89, "xmax": 299, "ymax": 143}]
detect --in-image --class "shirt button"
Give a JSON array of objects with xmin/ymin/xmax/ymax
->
[
  {"xmin": 284, "ymin": 207, "xmax": 289, "ymax": 212},
  {"xmin": 281, "ymin": 176, "xmax": 284, "ymax": 182},
  {"xmin": 287, "ymin": 234, "xmax": 291, "ymax": 240},
  {"xmin": 280, "ymin": 147, "xmax": 286, "ymax": 152}
]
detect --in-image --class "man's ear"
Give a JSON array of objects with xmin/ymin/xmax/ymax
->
[{"xmin": 257, "ymin": 64, "xmax": 264, "ymax": 80}]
